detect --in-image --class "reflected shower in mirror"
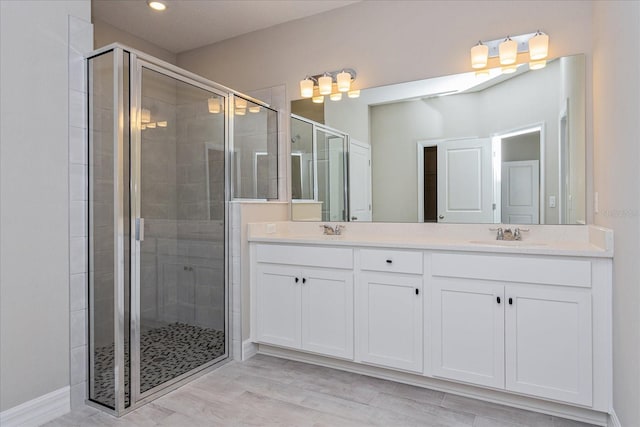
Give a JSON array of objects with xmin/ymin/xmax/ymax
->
[{"xmin": 291, "ymin": 54, "xmax": 586, "ymax": 225}]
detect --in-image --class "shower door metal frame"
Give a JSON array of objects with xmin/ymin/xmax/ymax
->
[
  {"xmin": 86, "ymin": 43, "xmax": 275, "ymax": 417},
  {"xmin": 129, "ymin": 56, "xmax": 231, "ymax": 408}
]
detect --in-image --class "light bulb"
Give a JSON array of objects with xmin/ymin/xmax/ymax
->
[
  {"xmin": 141, "ymin": 108, "xmax": 151, "ymax": 123},
  {"xmin": 529, "ymin": 59, "xmax": 547, "ymax": 70},
  {"xmin": 347, "ymin": 90, "xmax": 360, "ymax": 98},
  {"xmin": 147, "ymin": 1, "xmax": 166, "ymax": 11},
  {"xmin": 470, "ymin": 42, "xmax": 489, "ymax": 69},
  {"xmin": 499, "ymin": 37, "xmax": 518, "ymax": 65},
  {"xmin": 299, "ymin": 78, "xmax": 314, "ymax": 98},
  {"xmin": 208, "ymin": 98, "xmax": 221, "ymax": 114},
  {"xmin": 528, "ymin": 31, "xmax": 549, "ymax": 61},
  {"xmin": 318, "ymin": 75, "xmax": 332, "ymax": 95},
  {"xmin": 336, "ymin": 71, "xmax": 351, "ymax": 92},
  {"xmin": 235, "ymin": 98, "xmax": 247, "ymax": 109},
  {"xmin": 501, "ymin": 65, "xmax": 517, "ymax": 74}
]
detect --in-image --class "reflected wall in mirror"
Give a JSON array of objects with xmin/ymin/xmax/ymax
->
[{"xmin": 291, "ymin": 54, "xmax": 586, "ymax": 224}]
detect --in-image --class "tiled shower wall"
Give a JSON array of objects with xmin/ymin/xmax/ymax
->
[{"xmin": 68, "ymin": 16, "xmax": 92, "ymax": 409}]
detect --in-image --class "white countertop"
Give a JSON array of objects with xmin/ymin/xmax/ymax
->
[{"xmin": 247, "ymin": 222, "xmax": 614, "ymax": 258}]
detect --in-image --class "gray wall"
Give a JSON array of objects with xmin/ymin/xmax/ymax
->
[
  {"xmin": 0, "ymin": 0, "xmax": 91, "ymax": 411},
  {"xmin": 593, "ymin": 2, "xmax": 640, "ymax": 426}
]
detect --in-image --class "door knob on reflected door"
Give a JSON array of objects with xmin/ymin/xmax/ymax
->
[
  {"xmin": 439, "ymin": 215, "xmax": 444, "ymax": 220},
  {"xmin": 351, "ymin": 216, "xmax": 358, "ymax": 220}
]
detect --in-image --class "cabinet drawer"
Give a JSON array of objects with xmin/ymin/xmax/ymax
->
[
  {"xmin": 431, "ymin": 253, "xmax": 591, "ymax": 287},
  {"xmin": 360, "ymin": 249, "xmax": 423, "ymax": 275},
  {"xmin": 256, "ymin": 244, "xmax": 353, "ymax": 269}
]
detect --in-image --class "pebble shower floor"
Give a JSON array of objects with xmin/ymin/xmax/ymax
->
[{"xmin": 91, "ymin": 322, "xmax": 225, "ymax": 406}]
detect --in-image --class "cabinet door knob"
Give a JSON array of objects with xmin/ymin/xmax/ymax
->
[
  {"xmin": 415, "ymin": 288, "xmax": 419, "ymax": 295},
  {"xmin": 508, "ymin": 297, "xmax": 513, "ymax": 305},
  {"xmin": 295, "ymin": 277, "xmax": 299, "ymax": 283},
  {"xmin": 497, "ymin": 296, "xmax": 501, "ymax": 304},
  {"xmin": 302, "ymin": 278, "xmax": 306, "ymax": 284},
  {"xmin": 386, "ymin": 259, "xmax": 393, "ymax": 264},
  {"xmin": 439, "ymin": 215, "xmax": 444, "ymax": 219}
]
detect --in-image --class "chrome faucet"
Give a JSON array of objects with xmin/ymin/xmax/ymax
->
[
  {"xmin": 320, "ymin": 224, "xmax": 344, "ymax": 235},
  {"xmin": 491, "ymin": 226, "xmax": 529, "ymax": 241}
]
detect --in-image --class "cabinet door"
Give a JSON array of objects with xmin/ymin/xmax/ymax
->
[
  {"xmin": 432, "ymin": 279, "xmax": 504, "ymax": 388},
  {"xmin": 359, "ymin": 273, "xmax": 423, "ymax": 372},
  {"xmin": 255, "ymin": 264, "xmax": 301, "ymax": 349},
  {"xmin": 301, "ymin": 268, "xmax": 354, "ymax": 359},
  {"xmin": 505, "ymin": 286, "xmax": 592, "ymax": 405}
]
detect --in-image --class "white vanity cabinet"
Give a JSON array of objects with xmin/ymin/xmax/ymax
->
[
  {"xmin": 357, "ymin": 249, "xmax": 424, "ymax": 372},
  {"xmin": 430, "ymin": 253, "xmax": 594, "ymax": 406},
  {"xmin": 249, "ymin": 228, "xmax": 612, "ymax": 425},
  {"xmin": 254, "ymin": 244, "xmax": 354, "ymax": 359}
]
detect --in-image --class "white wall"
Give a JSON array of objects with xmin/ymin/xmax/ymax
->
[
  {"xmin": 0, "ymin": 0, "xmax": 91, "ymax": 412},
  {"xmin": 93, "ymin": 18, "xmax": 177, "ymax": 64},
  {"xmin": 592, "ymin": 2, "xmax": 640, "ymax": 426}
]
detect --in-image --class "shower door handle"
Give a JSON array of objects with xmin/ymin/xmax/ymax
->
[{"xmin": 136, "ymin": 218, "xmax": 145, "ymax": 242}]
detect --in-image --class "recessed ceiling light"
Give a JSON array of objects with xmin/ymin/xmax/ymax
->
[{"xmin": 147, "ymin": 1, "xmax": 167, "ymax": 11}]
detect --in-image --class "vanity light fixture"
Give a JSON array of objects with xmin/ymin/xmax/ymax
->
[
  {"xmin": 470, "ymin": 31, "xmax": 550, "ymax": 72},
  {"xmin": 157, "ymin": 121, "xmax": 167, "ymax": 127},
  {"xmin": 298, "ymin": 68, "xmax": 357, "ymax": 101},
  {"xmin": 329, "ymin": 92, "xmax": 342, "ymax": 101},
  {"xmin": 312, "ymin": 95, "xmax": 324, "ymax": 104},
  {"xmin": 249, "ymin": 106, "xmax": 261, "ymax": 113},
  {"xmin": 235, "ymin": 97, "xmax": 247, "ymax": 110},
  {"xmin": 235, "ymin": 108, "xmax": 246, "ymax": 116},
  {"xmin": 147, "ymin": 0, "xmax": 167, "ymax": 11},
  {"xmin": 146, "ymin": 122, "xmax": 156, "ymax": 129}
]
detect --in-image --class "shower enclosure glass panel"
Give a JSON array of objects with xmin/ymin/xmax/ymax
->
[
  {"xmin": 88, "ymin": 49, "xmax": 131, "ymax": 410},
  {"xmin": 136, "ymin": 67, "xmax": 227, "ymax": 396},
  {"xmin": 232, "ymin": 97, "xmax": 278, "ymax": 199},
  {"xmin": 87, "ymin": 46, "xmax": 258, "ymax": 415},
  {"xmin": 316, "ymin": 129, "xmax": 348, "ymax": 222}
]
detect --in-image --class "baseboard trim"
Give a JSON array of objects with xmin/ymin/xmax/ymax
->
[
  {"xmin": 609, "ymin": 410, "xmax": 622, "ymax": 427},
  {"xmin": 242, "ymin": 339, "xmax": 258, "ymax": 360},
  {"xmin": 0, "ymin": 386, "xmax": 70, "ymax": 427}
]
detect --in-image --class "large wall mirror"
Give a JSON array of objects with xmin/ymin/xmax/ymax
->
[{"xmin": 291, "ymin": 54, "xmax": 586, "ymax": 224}]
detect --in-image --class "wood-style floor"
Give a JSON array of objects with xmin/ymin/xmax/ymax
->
[{"xmin": 46, "ymin": 355, "xmax": 597, "ymax": 427}]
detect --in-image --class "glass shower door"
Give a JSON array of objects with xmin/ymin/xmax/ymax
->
[{"xmin": 132, "ymin": 64, "xmax": 227, "ymax": 399}]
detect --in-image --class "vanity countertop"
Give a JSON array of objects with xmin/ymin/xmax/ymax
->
[{"xmin": 247, "ymin": 222, "xmax": 613, "ymax": 258}]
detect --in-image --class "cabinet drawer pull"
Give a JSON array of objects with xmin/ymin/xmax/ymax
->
[
  {"xmin": 497, "ymin": 296, "xmax": 501, "ymax": 304},
  {"xmin": 294, "ymin": 277, "xmax": 299, "ymax": 283},
  {"xmin": 508, "ymin": 297, "xmax": 513, "ymax": 305},
  {"xmin": 415, "ymin": 288, "xmax": 419, "ymax": 295},
  {"xmin": 386, "ymin": 259, "xmax": 393, "ymax": 264}
]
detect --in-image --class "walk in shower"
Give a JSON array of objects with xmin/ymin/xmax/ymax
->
[{"xmin": 87, "ymin": 45, "xmax": 277, "ymax": 415}]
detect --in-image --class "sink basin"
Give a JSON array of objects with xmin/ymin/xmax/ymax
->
[{"xmin": 468, "ymin": 240, "xmax": 548, "ymax": 247}]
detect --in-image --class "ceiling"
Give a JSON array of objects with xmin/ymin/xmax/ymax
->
[{"xmin": 92, "ymin": 0, "xmax": 359, "ymax": 54}]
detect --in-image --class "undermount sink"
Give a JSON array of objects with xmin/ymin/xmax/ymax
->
[{"xmin": 468, "ymin": 240, "xmax": 548, "ymax": 247}]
